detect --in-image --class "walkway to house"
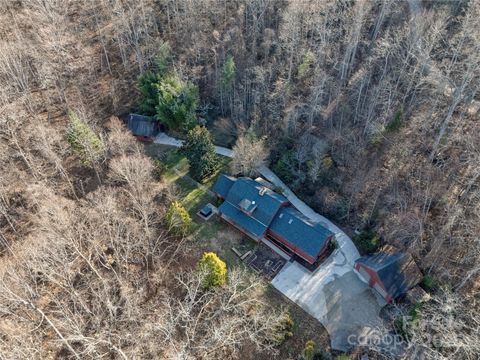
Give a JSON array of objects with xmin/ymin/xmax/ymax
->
[{"xmin": 154, "ymin": 132, "xmax": 386, "ymax": 352}]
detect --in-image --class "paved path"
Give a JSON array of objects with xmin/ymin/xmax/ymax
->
[
  {"xmin": 154, "ymin": 132, "xmax": 385, "ymax": 351},
  {"xmin": 155, "ymin": 133, "xmax": 359, "ymax": 264}
]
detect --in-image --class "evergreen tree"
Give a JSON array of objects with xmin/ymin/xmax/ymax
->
[
  {"xmin": 165, "ymin": 200, "xmax": 192, "ymax": 236},
  {"xmin": 222, "ymin": 55, "xmax": 236, "ymax": 90},
  {"xmin": 137, "ymin": 42, "xmax": 171, "ymax": 115},
  {"xmin": 156, "ymin": 73, "xmax": 199, "ymax": 131},
  {"xmin": 66, "ymin": 110, "xmax": 105, "ymax": 166},
  {"xmin": 138, "ymin": 70, "xmax": 160, "ymax": 115},
  {"xmin": 181, "ymin": 126, "xmax": 219, "ymax": 181},
  {"xmin": 198, "ymin": 252, "xmax": 227, "ymax": 289}
]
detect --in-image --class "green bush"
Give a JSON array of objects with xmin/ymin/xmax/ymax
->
[
  {"xmin": 303, "ymin": 340, "xmax": 316, "ymax": 360},
  {"xmin": 198, "ymin": 252, "xmax": 227, "ymax": 289},
  {"xmin": 335, "ymin": 355, "xmax": 350, "ymax": 360},
  {"xmin": 181, "ymin": 126, "xmax": 219, "ymax": 182},
  {"xmin": 394, "ymin": 304, "xmax": 423, "ymax": 342},
  {"xmin": 420, "ymin": 274, "xmax": 437, "ymax": 292},
  {"xmin": 272, "ymin": 313, "xmax": 294, "ymax": 345},
  {"xmin": 298, "ymin": 50, "xmax": 315, "ymax": 78},
  {"xmin": 152, "ymin": 158, "xmax": 164, "ymax": 180},
  {"xmin": 312, "ymin": 349, "xmax": 332, "ymax": 360},
  {"xmin": 165, "ymin": 201, "xmax": 192, "ymax": 236},
  {"xmin": 353, "ymin": 228, "xmax": 381, "ymax": 254},
  {"xmin": 272, "ymin": 151, "xmax": 297, "ymax": 184},
  {"xmin": 66, "ymin": 110, "xmax": 105, "ymax": 166},
  {"xmin": 386, "ymin": 110, "xmax": 403, "ymax": 132},
  {"xmin": 368, "ymin": 127, "xmax": 385, "ymax": 147}
]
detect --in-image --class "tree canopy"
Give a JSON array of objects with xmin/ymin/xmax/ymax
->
[
  {"xmin": 66, "ymin": 110, "xmax": 105, "ymax": 166},
  {"xmin": 156, "ymin": 73, "xmax": 199, "ymax": 131},
  {"xmin": 198, "ymin": 252, "xmax": 227, "ymax": 289},
  {"xmin": 181, "ymin": 126, "xmax": 219, "ymax": 181}
]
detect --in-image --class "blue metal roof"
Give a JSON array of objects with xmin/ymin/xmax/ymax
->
[
  {"xmin": 218, "ymin": 201, "xmax": 267, "ymax": 238},
  {"xmin": 224, "ymin": 177, "xmax": 288, "ymax": 227},
  {"xmin": 127, "ymin": 114, "xmax": 157, "ymax": 137},
  {"xmin": 212, "ymin": 174, "xmax": 236, "ymax": 198},
  {"xmin": 356, "ymin": 249, "xmax": 422, "ymax": 299},
  {"xmin": 269, "ymin": 207, "xmax": 334, "ymax": 258}
]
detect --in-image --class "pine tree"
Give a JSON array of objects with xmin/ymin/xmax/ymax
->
[
  {"xmin": 165, "ymin": 201, "xmax": 192, "ymax": 236},
  {"xmin": 137, "ymin": 42, "xmax": 171, "ymax": 115},
  {"xmin": 66, "ymin": 111, "xmax": 105, "ymax": 166},
  {"xmin": 222, "ymin": 55, "xmax": 236, "ymax": 90},
  {"xmin": 156, "ymin": 73, "xmax": 199, "ymax": 131},
  {"xmin": 181, "ymin": 126, "xmax": 219, "ymax": 181},
  {"xmin": 137, "ymin": 70, "xmax": 160, "ymax": 115}
]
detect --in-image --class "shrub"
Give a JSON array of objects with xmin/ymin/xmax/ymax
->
[
  {"xmin": 272, "ymin": 313, "xmax": 294, "ymax": 344},
  {"xmin": 298, "ymin": 50, "xmax": 315, "ymax": 78},
  {"xmin": 386, "ymin": 110, "xmax": 403, "ymax": 132},
  {"xmin": 272, "ymin": 150, "xmax": 297, "ymax": 184},
  {"xmin": 303, "ymin": 340, "xmax": 316, "ymax": 360},
  {"xmin": 420, "ymin": 274, "xmax": 437, "ymax": 292},
  {"xmin": 394, "ymin": 304, "xmax": 423, "ymax": 342},
  {"xmin": 198, "ymin": 252, "xmax": 227, "ymax": 289},
  {"xmin": 335, "ymin": 355, "xmax": 350, "ymax": 360},
  {"xmin": 368, "ymin": 127, "xmax": 385, "ymax": 147},
  {"xmin": 312, "ymin": 349, "xmax": 332, "ymax": 360},
  {"xmin": 181, "ymin": 126, "xmax": 219, "ymax": 181},
  {"xmin": 66, "ymin": 110, "xmax": 105, "ymax": 166},
  {"xmin": 152, "ymin": 158, "xmax": 164, "ymax": 180},
  {"xmin": 165, "ymin": 201, "xmax": 192, "ymax": 236},
  {"xmin": 353, "ymin": 227, "xmax": 381, "ymax": 254}
]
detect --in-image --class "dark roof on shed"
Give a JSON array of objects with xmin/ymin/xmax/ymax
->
[
  {"xmin": 127, "ymin": 114, "xmax": 157, "ymax": 137},
  {"xmin": 356, "ymin": 245, "xmax": 422, "ymax": 299},
  {"xmin": 212, "ymin": 174, "xmax": 236, "ymax": 198},
  {"xmin": 269, "ymin": 207, "xmax": 334, "ymax": 258}
]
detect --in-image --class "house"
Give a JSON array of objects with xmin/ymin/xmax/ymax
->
[
  {"xmin": 127, "ymin": 114, "xmax": 159, "ymax": 142},
  {"xmin": 212, "ymin": 175, "xmax": 334, "ymax": 265},
  {"xmin": 354, "ymin": 245, "xmax": 422, "ymax": 303}
]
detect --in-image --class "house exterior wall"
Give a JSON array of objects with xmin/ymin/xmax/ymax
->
[{"xmin": 354, "ymin": 263, "xmax": 393, "ymax": 303}]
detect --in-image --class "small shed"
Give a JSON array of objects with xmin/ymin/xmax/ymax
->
[
  {"xmin": 127, "ymin": 114, "xmax": 159, "ymax": 142},
  {"xmin": 354, "ymin": 245, "xmax": 422, "ymax": 303}
]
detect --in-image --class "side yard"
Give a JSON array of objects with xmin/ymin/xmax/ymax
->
[{"xmin": 143, "ymin": 143, "xmax": 331, "ymax": 359}]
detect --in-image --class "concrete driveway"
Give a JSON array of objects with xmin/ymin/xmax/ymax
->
[
  {"xmin": 272, "ymin": 251, "xmax": 386, "ymax": 351},
  {"xmin": 154, "ymin": 132, "xmax": 387, "ymax": 351}
]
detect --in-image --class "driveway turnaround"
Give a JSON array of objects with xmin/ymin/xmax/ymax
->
[{"xmin": 155, "ymin": 132, "xmax": 387, "ymax": 352}]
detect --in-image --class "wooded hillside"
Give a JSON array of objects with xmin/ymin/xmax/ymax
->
[{"xmin": 0, "ymin": 0, "xmax": 479, "ymax": 359}]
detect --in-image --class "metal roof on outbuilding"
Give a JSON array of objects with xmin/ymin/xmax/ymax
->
[
  {"xmin": 269, "ymin": 207, "xmax": 334, "ymax": 259},
  {"xmin": 127, "ymin": 114, "xmax": 157, "ymax": 137},
  {"xmin": 356, "ymin": 246, "xmax": 422, "ymax": 299}
]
